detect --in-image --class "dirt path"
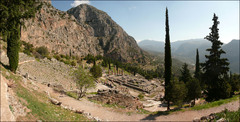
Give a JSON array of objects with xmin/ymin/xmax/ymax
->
[
  {"xmin": 0, "ymin": 75, "xmax": 15, "ymax": 121},
  {"xmin": 18, "ymin": 60, "xmax": 35, "ymax": 65},
  {"xmin": 37, "ymin": 82, "xmax": 239, "ymax": 121},
  {"xmin": 144, "ymin": 100, "xmax": 239, "ymax": 121}
]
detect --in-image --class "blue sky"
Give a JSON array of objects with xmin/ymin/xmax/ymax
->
[{"xmin": 52, "ymin": 1, "xmax": 239, "ymax": 43}]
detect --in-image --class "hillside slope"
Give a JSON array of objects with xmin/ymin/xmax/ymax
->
[
  {"xmin": 21, "ymin": 1, "xmax": 147, "ymax": 63},
  {"xmin": 222, "ymin": 39, "xmax": 239, "ymax": 73}
]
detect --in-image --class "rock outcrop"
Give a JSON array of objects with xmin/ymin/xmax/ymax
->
[{"xmin": 21, "ymin": 1, "xmax": 149, "ymax": 63}]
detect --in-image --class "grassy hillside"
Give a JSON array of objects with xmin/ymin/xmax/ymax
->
[{"xmin": 1, "ymin": 65, "xmax": 89, "ymax": 121}]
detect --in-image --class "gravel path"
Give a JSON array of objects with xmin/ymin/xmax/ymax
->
[
  {"xmin": 0, "ymin": 75, "xmax": 15, "ymax": 121},
  {"xmin": 40, "ymin": 81, "xmax": 239, "ymax": 121}
]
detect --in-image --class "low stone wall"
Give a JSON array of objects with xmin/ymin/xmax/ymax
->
[{"xmin": 107, "ymin": 76, "xmax": 159, "ymax": 94}]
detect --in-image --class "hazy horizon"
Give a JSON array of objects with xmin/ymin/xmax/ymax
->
[{"xmin": 52, "ymin": 1, "xmax": 239, "ymax": 44}]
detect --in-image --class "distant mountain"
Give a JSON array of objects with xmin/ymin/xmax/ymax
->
[
  {"xmin": 222, "ymin": 39, "xmax": 239, "ymax": 73},
  {"xmin": 21, "ymin": 2, "xmax": 148, "ymax": 63},
  {"xmin": 138, "ymin": 40, "xmax": 165, "ymax": 52},
  {"xmin": 173, "ymin": 39, "xmax": 211, "ymax": 63},
  {"xmin": 138, "ymin": 39, "xmax": 211, "ymax": 64},
  {"xmin": 138, "ymin": 39, "xmax": 239, "ymax": 73}
]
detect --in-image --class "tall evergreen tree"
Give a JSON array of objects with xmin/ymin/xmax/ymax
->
[
  {"xmin": 179, "ymin": 63, "xmax": 191, "ymax": 83},
  {"xmin": 194, "ymin": 49, "xmax": 200, "ymax": 80},
  {"xmin": 1, "ymin": 0, "xmax": 38, "ymax": 73},
  {"xmin": 202, "ymin": 14, "xmax": 230, "ymax": 101},
  {"xmin": 164, "ymin": 8, "xmax": 172, "ymax": 110}
]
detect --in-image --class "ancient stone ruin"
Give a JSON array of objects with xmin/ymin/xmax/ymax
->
[
  {"xmin": 89, "ymin": 89, "xmax": 143, "ymax": 110},
  {"xmin": 106, "ymin": 75, "xmax": 159, "ymax": 94}
]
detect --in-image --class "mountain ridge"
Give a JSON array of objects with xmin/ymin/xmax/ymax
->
[
  {"xmin": 138, "ymin": 39, "xmax": 239, "ymax": 73},
  {"xmin": 21, "ymin": 2, "xmax": 148, "ymax": 63}
]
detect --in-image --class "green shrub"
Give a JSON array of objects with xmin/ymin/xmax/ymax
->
[
  {"xmin": 71, "ymin": 60, "xmax": 76, "ymax": 66},
  {"xmin": 22, "ymin": 41, "xmax": 34, "ymax": 56},
  {"xmin": 84, "ymin": 54, "xmax": 95, "ymax": 64},
  {"xmin": 73, "ymin": 66, "xmax": 96, "ymax": 99},
  {"xmin": 36, "ymin": 46, "xmax": 49, "ymax": 57},
  {"xmin": 53, "ymin": 55, "xmax": 61, "ymax": 61},
  {"xmin": 216, "ymin": 108, "xmax": 240, "ymax": 121},
  {"xmin": 63, "ymin": 60, "xmax": 71, "ymax": 65},
  {"xmin": 138, "ymin": 94, "xmax": 144, "ymax": 100},
  {"xmin": 90, "ymin": 65, "xmax": 102, "ymax": 78}
]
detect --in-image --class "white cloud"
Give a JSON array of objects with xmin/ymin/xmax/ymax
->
[
  {"xmin": 71, "ymin": 0, "xmax": 90, "ymax": 7},
  {"xmin": 136, "ymin": 40, "xmax": 141, "ymax": 43}
]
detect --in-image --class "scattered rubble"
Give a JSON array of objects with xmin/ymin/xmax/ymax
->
[
  {"xmin": 89, "ymin": 89, "xmax": 143, "ymax": 110},
  {"xmin": 194, "ymin": 113, "xmax": 228, "ymax": 122}
]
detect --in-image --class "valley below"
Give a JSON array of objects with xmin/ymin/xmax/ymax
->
[
  {"xmin": 1, "ymin": 0, "xmax": 239, "ymax": 121},
  {"xmin": 1, "ymin": 48, "xmax": 239, "ymax": 121}
]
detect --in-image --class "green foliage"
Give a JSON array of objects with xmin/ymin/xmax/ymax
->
[
  {"xmin": 7, "ymin": 27, "xmax": 20, "ymax": 73},
  {"xmin": 53, "ymin": 54, "xmax": 61, "ymax": 60},
  {"xmin": 0, "ymin": 66, "xmax": 89, "ymax": 121},
  {"xmin": 216, "ymin": 108, "xmax": 240, "ymax": 121},
  {"xmin": 36, "ymin": 46, "xmax": 49, "ymax": 57},
  {"xmin": 71, "ymin": 60, "xmax": 76, "ymax": 66},
  {"xmin": 1, "ymin": 0, "xmax": 38, "ymax": 73},
  {"xmin": 186, "ymin": 78, "xmax": 201, "ymax": 105},
  {"xmin": 66, "ymin": 91, "xmax": 78, "ymax": 99},
  {"xmin": 84, "ymin": 54, "xmax": 96, "ymax": 64},
  {"xmin": 168, "ymin": 79, "xmax": 187, "ymax": 107},
  {"xmin": 63, "ymin": 60, "xmax": 71, "ymax": 65},
  {"xmin": 179, "ymin": 63, "xmax": 191, "ymax": 83},
  {"xmin": 22, "ymin": 41, "xmax": 34, "ymax": 55},
  {"xmin": 73, "ymin": 66, "xmax": 96, "ymax": 99},
  {"xmin": 191, "ymin": 95, "xmax": 239, "ymax": 110},
  {"xmin": 90, "ymin": 64, "xmax": 102, "ymax": 78},
  {"xmin": 164, "ymin": 8, "xmax": 172, "ymax": 110},
  {"xmin": 101, "ymin": 58, "xmax": 108, "ymax": 67},
  {"xmin": 138, "ymin": 93, "xmax": 144, "ymax": 100},
  {"xmin": 202, "ymin": 14, "xmax": 230, "ymax": 101},
  {"xmin": 194, "ymin": 49, "xmax": 201, "ymax": 80},
  {"xmin": 229, "ymin": 73, "xmax": 240, "ymax": 95}
]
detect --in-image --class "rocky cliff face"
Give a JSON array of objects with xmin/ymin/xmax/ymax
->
[{"xmin": 21, "ymin": 1, "xmax": 148, "ymax": 63}]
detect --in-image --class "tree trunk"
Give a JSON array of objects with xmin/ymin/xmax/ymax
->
[{"xmin": 167, "ymin": 100, "xmax": 170, "ymax": 110}]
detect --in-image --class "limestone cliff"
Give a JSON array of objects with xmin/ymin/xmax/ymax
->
[{"xmin": 21, "ymin": 1, "xmax": 148, "ymax": 63}]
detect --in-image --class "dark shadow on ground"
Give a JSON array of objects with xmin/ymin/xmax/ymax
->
[
  {"xmin": 141, "ymin": 107, "xmax": 182, "ymax": 120},
  {"xmin": 0, "ymin": 61, "xmax": 9, "ymax": 70}
]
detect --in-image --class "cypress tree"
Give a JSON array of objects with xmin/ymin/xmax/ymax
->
[
  {"xmin": 1, "ymin": 0, "xmax": 38, "ymax": 73},
  {"xmin": 202, "ymin": 14, "xmax": 230, "ymax": 101},
  {"xmin": 194, "ymin": 49, "xmax": 200, "ymax": 80},
  {"xmin": 7, "ymin": 24, "xmax": 20, "ymax": 73},
  {"xmin": 164, "ymin": 8, "xmax": 172, "ymax": 110}
]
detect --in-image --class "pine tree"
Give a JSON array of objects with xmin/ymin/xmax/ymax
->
[
  {"xmin": 194, "ymin": 49, "xmax": 200, "ymax": 80},
  {"xmin": 164, "ymin": 8, "xmax": 172, "ymax": 110},
  {"xmin": 1, "ymin": 0, "xmax": 38, "ymax": 73},
  {"xmin": 179, "ymin": 63, "xmax": 191, "ymax": 83},
  {"xmin": 202, "ymin": 14, "xmax": 230, "ymax": 101}
]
